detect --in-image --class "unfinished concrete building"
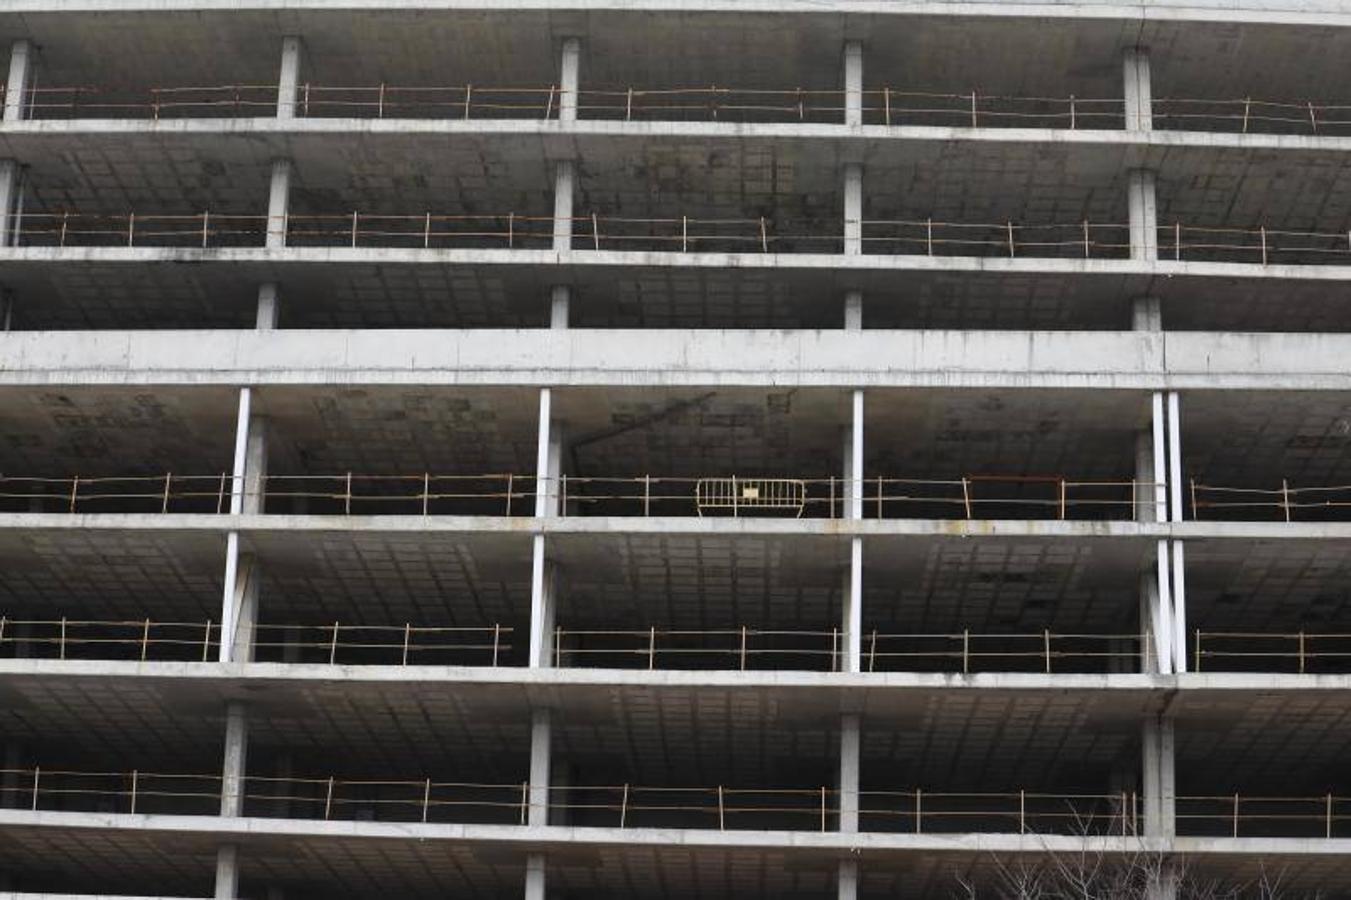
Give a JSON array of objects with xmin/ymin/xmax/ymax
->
[{"xmin": 3, "ymin": 1, "xmax": 1351, "ymax": 898}]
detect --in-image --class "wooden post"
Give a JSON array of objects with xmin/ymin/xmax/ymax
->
[
  {"xmin": 203, "ymin": 619, "xmax": 212, "ymax": 660},
  {"xmin": 402, "ymin": 623, "xmax": 411, "ymax": 666},
  {"xmin": 130, "ymin": 769, "xmax": 139, "ymax": 814},
  {"xmin": 740, "ymin": 625, "xmax": 748, "ymax": 671},
  {"xmin": 620, "ymin": 783, "xmax": 630, "ymax": 828},
  {"xmin": 648, "ymin": 626, "xmax": 656, "ymax": 670},
  {"xmin": 325, "ymin": 776, "xmax": 335, "ymax": 820},
  {"xmin": 141, "ymin": 618, "xmax": 151, "ymax": 661},
  {"xmin": 422, "ymin": 778, "xmax": 431, "ymax": 823},
  {"xmin": 718, "ymin": 786, "xmax": 726, "ymax": 830},
  {"xmin": 329, "ymin": 621, "xmax": 340, "ymax": 665}
]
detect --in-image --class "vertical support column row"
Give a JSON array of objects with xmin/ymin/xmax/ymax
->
[{"xmin": 212, "ymin": 35, "xmax": 300, "ymax": 900}]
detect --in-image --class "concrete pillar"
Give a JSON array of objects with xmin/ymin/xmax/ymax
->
[
  {"xmin": 837, "ymin": 860, "xmax": 859, "ymax": 900},
  {"xmin": 843, "ymin": 163, "xmax": 863, "ymax": 256},
  {"xmin": 0, "ymin": 159, "xmax": 18, "ymax": 247},
  {"xmin": 525, "ymin": 708, "xmax": 552, "ymax": 900},
  {"xmin": 4, "ymin": 40, "xmax": 33, "ymax": 123},
  {"xmin": 1, "ymin": 289, "xmax": 12, "ymax": 331},
  {"xmin": 524, "ymin": 853, "xmax": 546, "ymax": 900},
  {"xmin": 1141, "ymin": 716, "xmax": 1176, "ymax": 839},
  {"xmin": 843, "ymin": 41, "xmax": 863, "ymax": 127},
  {"xmin": 843, "ymin": 290, "xmax": 862, "ymax": 330},
  {"xmin": 529, "ymin": 541, "xmax": 559, "ymax": 668},
  {"xmin": 1128, "ymin": 169, "xmax": 1158, "ymax": 262},
  {"xmin": 1123, "ymin": 49, "xmax": 1153, "ymax": 132},
  {"xmin": 1166, "ymin": 392, "xmax": 1182, "ymax": 523},
  {"xmin": 276, "ymin": 36, "xmax": 304, "ymax": 120},
  {"xmin": 256, "ymin": 283, "xmax": 280, "ymax": 330},
  {"xmin": 528, "ymin": 709, "xmax": 552, "ymax": 826},
  {"xmin": 558, "ymin": 37, "xmax": 581, "ymax": 123},
  {"xmin": 1170, "ymin": 540, "xmax": 1187, "ymax": 673},
  {"xmin": 550, "ymin": 284, "xmax": 570, "ymax": 329},
  {"xmin": 1132, "ymin": 295, "xmax": 1161, "ymax": 333},
  {"xmin": 838, "ymin": 715, "xmax": 860, "ymax": 833},
  {"xmin": 220, "ymin": 702, "xmax": 249, "ymax": 817},
  {"xmin": 266, "ymin": 158, "xmax": 292, "ymax": 250},
  {"xmin": 214, "ymin": 844, "xmax": 240, "ymax": 900}
]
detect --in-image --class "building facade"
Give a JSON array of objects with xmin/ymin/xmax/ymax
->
[{"xmin": 2, "ymin": 1, "xmax": 1351, "ymax": 898}]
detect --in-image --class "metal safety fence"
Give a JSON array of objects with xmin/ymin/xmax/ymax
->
[
  {"xmin": 9, "ymin": 81, "xmax": 1351, "ymax": 135},
  {"xmin": 11, "ymin": 471, "xmax": 1351, "ymax": 523},
  {"xmin": 554, "ymin": 627, "xmax": 1155, "ymax": 674},
  {"xmin": 0, "ymin": 617, "xmax": 513, "ymax": 666},
  {"xmin": 1, "ymin": 767, "xmax": 1346, "ymax": 838},
  {"xmin": 8, "ymin": 209, "xmax": 1351, "ymax": 266}
]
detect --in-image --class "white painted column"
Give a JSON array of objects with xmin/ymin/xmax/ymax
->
[
  {"xmin": 220, "ymin": 388, "xmax": 268, "ymax": 664},
  {"xmin": 276, "ymin": 36, "xmax": 304, "ymax": 120},
  {"xmin": 529, "ymin": 389, "xmax": 565, "ymax": 669},
  {"xmin": 1128, "ymin": 169, "xmax": 1158, "ymax": 262},
  {"xmin": 843, "ymin": 41, "xmax": 863, "ymax": 128},
  {"xmin": 266, "ymin": 158, "xmax": 292, "ymax": 250},
  {"xmin": 840, "ymin": 390, "xmax": 864, "ymax": 673},
  {"xmin": 1123, "ymin": 48, "xmax": 1153, "ymax": 132},
  {"xmin": 3, "ymin": 39, "xmax": 33, "ymax": 123},
  {"xmin": 1165, "ymin": 391, "xmax": 1187, "ymax": 673},
  {"xmin": 843, "ymin": 163, "xmax": 863, "ymax": 256}
]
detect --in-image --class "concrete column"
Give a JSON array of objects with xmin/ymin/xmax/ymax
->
[
  {"xmin": 529, "ymin": 541, "xmax": 559, "ymax": 668},
  {"xmin": 255, "ymin": 283, "xmax": 280, "ymax": 330},
  {"xmin": 558, "ymin": 37, "xmax": 581, "ymax": 123},
  {"xmin": 0, "ymin": 159, "xmax": 18, "ymax": 248},
  {"xmin": 1, "ymin": 289, "xmax": 12, "ymax": 331},
  {"xmin": 214, "ymin": 844, "xmax": 240, "ymax": 900},
  {"xmin": 1128, "ymin": 169, "xmax": 1158, "ymax": 262},
  {"xmin": 525, "ymin": 707, "xmax": 552, "ymax": 900},
  {"xmin": 843, "ymin": 41, "xmax": 863, "ymax": 127},
  {"xmin": 843, "ymin": 163, "xmax": 862, "ymax": 256},
  {"xmin": 525, "ymin": 853, "xmax": 546, "ymax": 900},
  {"xmin": 276, "ymin": 36, "xmax": 304, "ymax": 120},
  {"xmin": 838, "ymin": 715, "xmax": 860, "ymax": 832},
  {"xmin": 550, "ymin": 284, "xmax": 570, "ymax": 329},
  {"xmin": 550, "ymin": 158, "xmax": 575, "ymax": 324},
  {"xmin": 4, "ymin": 40, "xmax": 33, "ymax": 123},
  {"xmin": 1141, "ymin": 716, "xmax": 1176, "ymax": 839},
  {"xmin": 843, "ymin": 290, "xmax": 862, "ymax": 330},
  {"xmin": 1123, "ymin": 49, "xmax": 1153, "ymax": 132},
  {"xmin": 528, "ymin": 709, "xmax": 552, "ymax": 826},
  {"xmin": 266, "ymin": 158, "xmax": 292, "ymax": 250},
  {"xmin": 220, "ymin": 702, "xmax": 249, "ymax": 817}
]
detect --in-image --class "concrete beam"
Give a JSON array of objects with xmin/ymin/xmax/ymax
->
[{"xmin": 10, "ymin": 328, "xmax": 1351, "ymax": 391}]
